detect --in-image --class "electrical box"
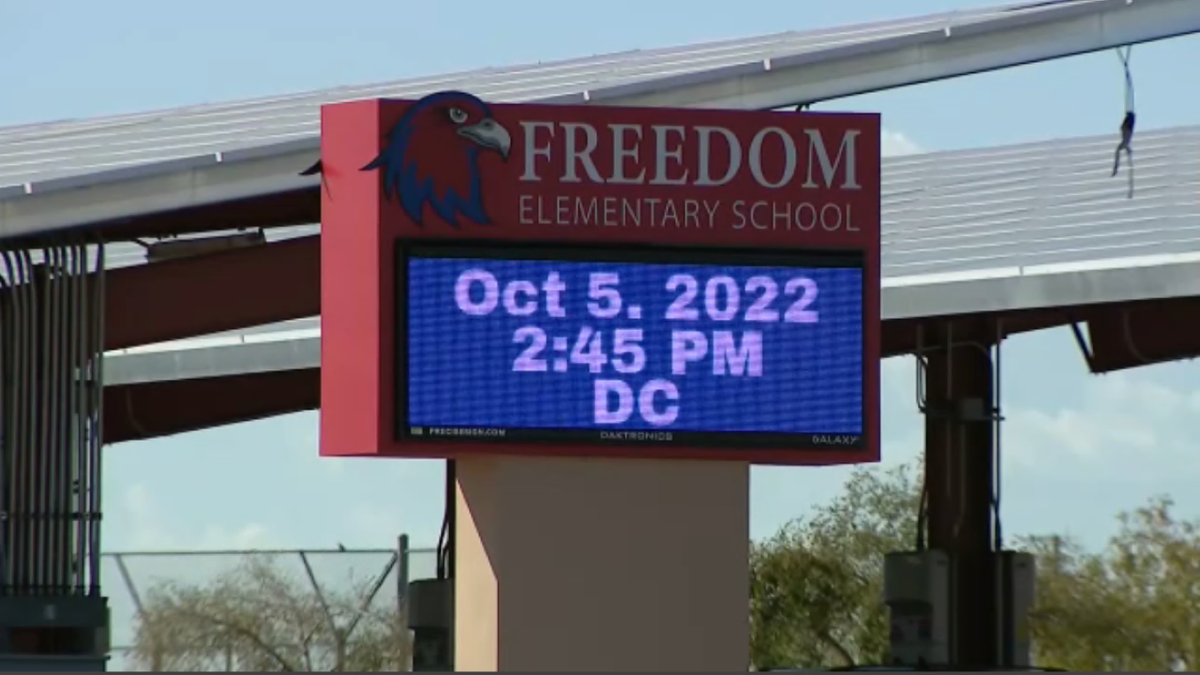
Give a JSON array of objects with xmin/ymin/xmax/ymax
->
[
  {"xmin": 408, "ymin": 579, "xmax": 453, "ymax": 672},
  {"xmin": 998, "ymin": 551, "xmax": 1036, "ymax": 668},
  {"xmin": 883, "ymin": 550, "xmax": 951, "ymax": 667},
  {"xmin": 0, "ymin": 596, "xmax": 109, "ymax": 671}
]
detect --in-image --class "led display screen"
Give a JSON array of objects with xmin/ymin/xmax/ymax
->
[{"xmin": 399, "ymin": 243, "xmax": 865, "ymax": 450}]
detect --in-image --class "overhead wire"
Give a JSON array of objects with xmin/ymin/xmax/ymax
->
[{"xmin": 1112, "ymin": 46, "xmax": 1136, "ymax": 199}]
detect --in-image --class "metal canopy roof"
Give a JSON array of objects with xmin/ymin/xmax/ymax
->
[
  {"xmin": 103, "ymin": 123, "xmax": 1200, "ymax": 385},
  {"xmin": 3, "ymin": 0, "xmax": 1199, "ymax": 240},
  {"xmin": 2, "ymin": 0, "xmax": 1198, "ymax": 390}
]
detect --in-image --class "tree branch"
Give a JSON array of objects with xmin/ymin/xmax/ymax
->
[{"xmin": 170, "ymin": 605, "xmax": 299, "ymax": 671}]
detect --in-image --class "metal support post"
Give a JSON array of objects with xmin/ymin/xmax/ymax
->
[{"xmin": 922, "ymin": 320, "xmax": 998, "ymax": 668}]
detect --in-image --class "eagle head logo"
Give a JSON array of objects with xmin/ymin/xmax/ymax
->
[{"xmin": 362, "ymin": 91, "xmax": 512, "ymax": 227}]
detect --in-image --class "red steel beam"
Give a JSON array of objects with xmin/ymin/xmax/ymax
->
[
  {"xmin": 1085, "ymin": 297, "xmax": 1200, "ymax": 373},
  {"xmin": 112, "ymin": 189, "xmax": 319, "ymax": 241},
  {"xmin": 11, "ymin": 189, "xmax": 319, "ymax": 249},
  {"xmin": 104, "ymin": 369, "xmax": 319, "ymax": 444},
  {"xmin": 104, "ymin": 234, "xmax": 319, "ymax": 350},
  {"xmin": 0, "ymin": 233, "xmax": 320, "ymax": 351}
]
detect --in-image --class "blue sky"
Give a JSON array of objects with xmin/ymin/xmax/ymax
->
[{"xmin": 3, "ymin": 0, "xmax": 1200, "ymax": 560}]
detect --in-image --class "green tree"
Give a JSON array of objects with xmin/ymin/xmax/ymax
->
[
  {"xmin": 1017, "ymin": 533, "xmax": 1130, "ymax": 670},
  {"xmin": 1021, "ymin": 496, "xmax": 1200, "ymax": 671},
  {"xmin": 750, "ymin": 459, "xmax": 1200, "ymax": 672},
  {"xmin": 750, "ymin": 459, "xmax": 922, "ymax": 670},
  {"xmin": 130, "ymin": 556, "xmax": 410, "ymax": 671}
]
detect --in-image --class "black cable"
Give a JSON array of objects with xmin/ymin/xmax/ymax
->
[
  {"xmin": 445, "ymin": 460, "xmax": 456, "ymax": 579},
  {"xmin": 993, "ymin": 338, "xmax": 1003, "ymax": 554},
  {"xmin": 298, "ymin": 158, "xmax": 332, "ymax": 197},
  {"xmin": 915, "ymin": 355, "xmax": 929, "ymax": 552},
  {"xmin": 435, "ymin": 509, "xmax": 448, "ymax": 580},
  {"xmin": 1112, "ymin": 46, "xmax": 1136, "ymax": 199},
  {"xmin": 435, "ymin": 460, "xmax": 454, "ymax": 580},
  {"xmin": 915, "ymin": 476, "xmax": 929, "ymax": 551}
]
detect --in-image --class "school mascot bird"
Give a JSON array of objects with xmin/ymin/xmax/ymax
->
[{"xmin": 362, "ymin": 90, "xmax": 512, "ymax": 227}]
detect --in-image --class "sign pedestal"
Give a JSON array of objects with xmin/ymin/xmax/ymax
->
[{"xmin": 454, "ymin": 455, "xmax": 749, "ymax": 671}]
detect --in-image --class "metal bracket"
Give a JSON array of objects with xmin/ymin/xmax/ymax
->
[
  {"xmin": 1069, "ymin": 322, "xmax": 1098, "ymax": 371},
  {"xmin": 912, "ymin": 322, "xmax": 1004, "ymax": 424}
]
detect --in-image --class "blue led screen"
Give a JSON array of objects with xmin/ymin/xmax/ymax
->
[{"xmin": 402, "ymin": 246, "xmax": 864, "ymax": 448}]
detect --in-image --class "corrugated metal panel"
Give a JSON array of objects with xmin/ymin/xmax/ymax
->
[
  {"xmin": 0, "ymin": 0, "xmax": 1116, "ymax": 190},
  {"xmin": 9, "ymin": 121, "xmax": 1194, "ymax": 288},
  {"xmin": 882, "ymin": 124, "xmax": 1200, "ymax": 277},
  {"xmin": 82, "ymin": 121, "xmax": 1200, "ymax": 280}
]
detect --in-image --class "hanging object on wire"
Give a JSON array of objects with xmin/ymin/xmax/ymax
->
[{"xmin": 1111, "ymin": 46, "xmax": 1136, "ymax": 199}]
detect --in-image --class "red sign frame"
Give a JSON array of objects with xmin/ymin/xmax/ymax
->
[{"xmin": 319, "ymin": 93, "xmax": 881, "ymax": 466}]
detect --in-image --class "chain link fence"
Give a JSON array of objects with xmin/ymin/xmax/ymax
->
[{"xmin": 101, "ymin": 540, "xmax": 437, "ymax": 671}]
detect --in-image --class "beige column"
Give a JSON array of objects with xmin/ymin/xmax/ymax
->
[{"xmin": 455, "ymin": 455, "xmax": 750, "ymax": 672}]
